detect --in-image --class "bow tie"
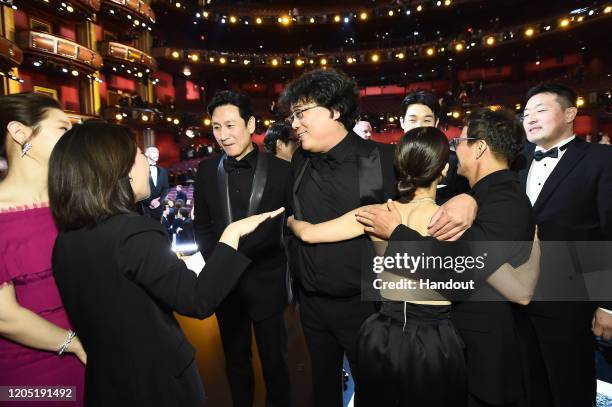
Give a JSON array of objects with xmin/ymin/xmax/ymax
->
[
  {"xmin": 310, "ymin": 153, "xmax": 338, "ymax": 171},
  {"xmin": 533, "ymin": 148, "xmax": 559, "ymax": 161},
  {"xmin": 223, "ymin": 158, "xmax": 251, "ymax": 173}
]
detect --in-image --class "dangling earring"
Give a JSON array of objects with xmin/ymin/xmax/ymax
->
[{"xmin": 20, "ymin": 142, "xmax": 32, "ymax": 158}]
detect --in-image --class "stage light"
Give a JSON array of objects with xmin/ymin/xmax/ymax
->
[
  {"xmin": 486, "ymin": 36, "xmax": 495, "ymax": 45},
  {"xmin": 320, "ymin": 58, "xmax": 327, "ymax": 65},
  {"xmin": 204, "ymin": 118, "xmax": 211, "ymax": 126},
  {"xmin": 166, "ymin": 117, "xmax": 172, "ymax": 122},
  {"xmin": 141, "ymin": 114, "xmax": 149, "ymax": 122},
  {"xmin": 334, "ymin": 15, "xmax": 341, "ymax": 22},
  {"xmin": 525, "ymin": 27, "xmax": 535, "ymax": 37},
  {"xmin": 371, "ymin": 54, "xmax": 379, "ymax": 62},
  {"xmin": 243, "ymin": 59, "xmax": 250, "ymax": 65},
  {"xmin": 115, "ymin": 114, "xmax": 123, "ymax": 121},
  {"xmin": 388, "ymin": 117, "xmax": 395, "ymax": 122},
  {"xmin": 576, "ymin": 97, "xmax": 585, "ymax": 107},
  {"xmin": 605, "ymin": 6, "xmax": 612, "ymax": 13},
  {"xmin": 309, "ymin": 17, "xmax": 315, "ymax": 23},
  {"xmin": 264, "ymin": 120, "xmax": 270, "ymax": 126},
  {"xmin": 175, "ymin": 2, "xmax": 181, "ymax": 8},
  {"xmin": 229, "ymin": 16, "xmax": 237, "ymax": 23},
  {"xmin": 444, "ymin": 0, "xmax": 451, "ymax": 5},
  {"xmin": 359, "ymin": 12, "xmax": 367, "ymax": 20},
  {"xmin": 296, "ymin": 59, "xmax": 304, "ymax": 66},
  {"xmin": 219, "ymin": 57, "xmax": 226, "ymax": 64},
  {"xmin": 183, "ymin": 68, "xmax": 191, "ymax": 76},
  {"xmin": 426, "ymin": 48, "xmax": 435, "ymax": 56},
  {"xmin": 560, "ymin": 18, "xmax": 570, "ymax": 27},
  {"xmin": 209, "ymin": 57, "xmax": 215, "ymax": 62},
  {"xmin": 515, "ymin": 103, "xmax": 522, "ymax": 110},
  {"xmin": 388, "ymin": 10, "xmax": 394, "ymax": 16},
  {"xmin": 452, "ymin": 111, "xmax": 460, "ymax": 118},
  {"xmin": 173, "ymin": 119, "xmax": 180, "ymax": 125},
  {"xmin": 343, "ymin": 17, "xmax": 349, "ymax": 23},
  {"xmin": 71, "ymin": 70, "xmax": 79, "ymax": 76},
  {"xmin": 66, "ymin": 5, "xmax": 74, "ymax": 12},
  {"xmin": 396, "ymin": 52, "xmax": 405, "ymax": 59},
  {"xmin": 256, "ymin": 17, "xmax": 262, "ymax": 24},
  {"xmin": 271, "ymin": 58, "xmax": 279, "ymax": 66},
  {"xmin": 346, "ymin": 57, "xmax": 355, "ymax": 64},
  {"xmin": 190, "ymin": 54, "xmax": 199, "ymax": 61},
  {"xmin": 455, "ymin": 43, "xmax": 464, "ymax": 51},
  {"xmin": 185, "ymin": 129, "xmax": 194, "ymax": 138},
  {"xmin": 417, "ymin": 5, "xmax": 423, "ymax": 11},
  {"xmin": 137, "ymin": 72, "xmax": 143, "ymax": 78},
  {"xmin": 172, "ymin": 51, "xmax": 180, "ymax": 58},
  {"xmin": 202, "ymin": 11, "xmax": 209, "ymax": 18}
]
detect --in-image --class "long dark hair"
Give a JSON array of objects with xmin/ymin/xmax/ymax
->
[
  {"xmin": 49, "ymin": 121, "xmax": 138, "ymax": 231},
  {"xmin": 0, "ymin": 92, "xmax": 62, "ymax": 159},
  {"xmin": 394, "ymin": 127, "xmax": 450, "ymax": 202}
]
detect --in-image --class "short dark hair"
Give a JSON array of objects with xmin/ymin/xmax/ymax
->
[
  {"xmin": 179, "ymin": 207, "xmax": 191, "ymax": 218},
  {"xmin": 526, "ymin": 83, "xmax": 577, "ymax": 109},
  {"xmin": 400, "ymin": 90, "xmax": 441, "ymax": 121},
  {"xmin": 207, "ymin": 90, "xmax": 254, "ymax": 125},
  {"xmin": 466, "ymin": 108, "xmax": 526, "ymax": 165},
  {"xmin": 264, "ymin": 121, "xmax": 295, "ymax": 154},
  {"xmin": 395, "ymin": 127, "xmax": 450, "ymax": 202},
  {"xmin": 278, "ymin": 68, "xmax": 360, "ymax": 130},
  {"xmin": 0, "ymin": 92, "xmax": 62, "ymax": 159},
  {"xmin": 49, "ymin": 121, "xmax": 137, "ymax": 231}
]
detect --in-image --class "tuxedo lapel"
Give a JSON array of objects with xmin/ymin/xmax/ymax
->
[
  {"xmin": 216, "ymin": 156, "xmax": 233, "ymax": 225},
  {"xmin": 518, "ymin": 144, "xmax": 535, "ymax": 190},
  {"xmin": 247, "ymin": 151, "xmax": 269, "ymax": 216},
  {"xmin": 292, "ymin": 158, "xmax": 310, "ymax": 220},
  {"xmin": 532, "ymin": 139, "xmax": 587, "ymax": 214},
  {"xmin": 357, "ymin": 143, "xmax": 384, "ymax": 205}
]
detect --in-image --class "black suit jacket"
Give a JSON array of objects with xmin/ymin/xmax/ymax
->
[
  {"xmin": 389, "ymin": 170, "xmax": 536, "ymax": 404},
  {"xmin": 514, "ymin": 138, "xmax": 612, "ymax": 407},
  {"xmin": 193, "ymin": 150, "xmax": 292, "ymax": 320},
  {"xmin": 52, "ymin": 214, "xmax": 250, "ymax": 406},
  {"xmin": 142, "ymin": 165, "xmax": 169, "ymax": 217}
]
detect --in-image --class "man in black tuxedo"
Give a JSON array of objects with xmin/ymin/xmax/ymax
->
[
  {"xmin": 175, "ymin": 184, "xmax": 188, "ymax": 203},
  {"xmin": 517, "ymin": 83, "xmax": 612, "ymax": 407},
  {"xmin": 141, "ymin": 146, "xmax": 169, "ymax": 221},
  {"xmin": 357, "ymin": 108, "xmax": 547, "ymax": 407},
  {"xmin": 193, "ymin": 90, "xmax": 291, "ymax": 407}
]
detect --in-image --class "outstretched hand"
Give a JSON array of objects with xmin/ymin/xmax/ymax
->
[
  {"xmin": 220, "ymin": 207, "xmax": 285, "ymax": 249},
  {"xmin": 355, "ymin": 199, "xmax": 402, "ymax": 240}
]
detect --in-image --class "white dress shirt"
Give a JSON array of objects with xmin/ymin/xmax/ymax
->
[
  {"xmin": 150, "ymin": 165, "xmax": 158, "ymax": 187},
  {"xmin": 526, "ymin": 136, "xmax": 575, "ymax": 205}
]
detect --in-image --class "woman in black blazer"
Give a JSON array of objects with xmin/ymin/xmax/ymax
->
[{"xmin": 48, "ymin": 121, "xmax": 284, "ymax": 406}]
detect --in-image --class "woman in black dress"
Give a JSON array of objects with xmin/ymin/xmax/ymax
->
[{"xmin": 48, "ymin": 121, "xmax": 283, "ymax": 406}]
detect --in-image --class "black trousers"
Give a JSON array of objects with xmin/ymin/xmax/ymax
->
[
  {"xmin": 216, "ymin": 291, "xmax": 290, "ymax": 407},
  {"xmin": 298, "ymin": 289, "xmax": 377, "ymax": 407}
]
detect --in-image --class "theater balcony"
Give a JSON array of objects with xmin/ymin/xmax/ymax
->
[
  {"xmin": 98, "ymin": 41, "xmax": 157, "ymax": 75},
  {"xmin": 101, "ymin": 0, "xmax": 156, "ymax": 26},
  {"xmin": 69, "ymin": 0, "xmax": 101, "ymax": 17},
  {"xmin": 0, "ymin": 35, "xmax": 23, "ymax": 70},
  {"xmin": 15, "ymin": 30, "xmax": 103, "ymax": 74}
]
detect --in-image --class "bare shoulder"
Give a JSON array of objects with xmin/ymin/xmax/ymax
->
[{"xmin": 404, "ymin": 203, "xmax": 439, "ymax": 236}]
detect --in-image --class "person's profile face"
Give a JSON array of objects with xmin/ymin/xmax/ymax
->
[
  {"xmin": 22, "ymin": 108, "xmax": 71, "ymax": 164},
  {"xmin": 354, "ymin": 121, "xmax": 372, "ymax": 139},
  {"xmin": 211, "ymin": 104, "xmax": 254, "ymax": 159},
  {"xmin": 289, "ymin": 101, "xmax": 338, "ymax": 153},
  {"xmin": 400, "ymin": 104, "xmax": 437, "ymax": 132},
  {"xmin": 455, "ymin": 126, "xmax": 475, "ymax": 180},
  {"xmin": 523, "ymin": 92, "xmax": 570, "ymax": 146}
]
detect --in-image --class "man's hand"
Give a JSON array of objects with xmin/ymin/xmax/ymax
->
[
  {"xmin": 355, "ymin": 199, "xmax": 402, "ymax": 240},
  {"xmin": 428, "ymin": 193, "xmax": 477, "ymax": 241},
  {"xmin": 149, "ymin": 197, "xmax": 161, "ymax": 209},
  {"xmin": 593, "ymin": 308, "xmax": 612, "ymax": 341}
]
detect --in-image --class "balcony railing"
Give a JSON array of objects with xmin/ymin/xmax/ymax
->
[
  {"xmin": 98, "ymin": 41, "xmax": 157, "ymax": 71},
  {"xmin": 0, "ymin": 35, "xmax": 23, "ymax": 67},
  {"xmin": 16, "ymin": 30, "xmax": 103, "ymax": 72},
  {"xmin": 102, "ymin": 0, "xmax": 155, "ymax": 24}
]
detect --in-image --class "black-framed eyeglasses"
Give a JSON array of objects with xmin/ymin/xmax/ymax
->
[
  {"xmin": 449, "ymin": 137, "xmax": 479, "ymax": 151},
  {"xmin": 286, "ymin": 105, "xmax": 321, "ymax": 124}
]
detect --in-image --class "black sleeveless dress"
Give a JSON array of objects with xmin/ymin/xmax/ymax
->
[{"xmin": 356, "ymin": 301, "xmax": 467, "ymax": 406}]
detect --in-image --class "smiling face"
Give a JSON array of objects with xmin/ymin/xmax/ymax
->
[
  {"xmin": 289, "ymin": 101, "xmax": 341, "ymax": 153},
  {"xmin": 523, "ymin": 92, "xmax": 576, "ymax": 149},
  {"xmin": 211, "ymin": 104, "xmax": 255, "ymax": 159},
  {"xmin": 400, "ymin": 103, "xmax": 438, "ymax": 132}
]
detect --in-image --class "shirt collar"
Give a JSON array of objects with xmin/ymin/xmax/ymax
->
[{"xmin": 534, "ymin": 135, "xmax": 575, "ymax": 153}]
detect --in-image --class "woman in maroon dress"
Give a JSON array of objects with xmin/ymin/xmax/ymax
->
[{"xmin": 0, "ymin": 93, "xmax": 85, "ymax": 405}]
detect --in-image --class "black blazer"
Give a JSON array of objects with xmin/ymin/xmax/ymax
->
[
  {"xmin": 389, "ymin": 170, "xmax": 536, "ymax": 404},
  {"xmin": 143, "ymin": 165, "xmax": 169, "ymax": 205},
  {"xmin": 514, "ymin": 138, "xmax": 612, "ymax": 407},
  {"xmin": 193, "ymin": 150, "xmax": 292, "ymax": 320},
  {"xmin": 52, "ymin": 214, "xmax": 250, "ymax": 406}
]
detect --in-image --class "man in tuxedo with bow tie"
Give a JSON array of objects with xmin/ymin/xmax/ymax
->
[
  {"xmin": 517, "ymin": 83, "xmax": 612, "ymax": 406},
  {"xmin": 193, "ymin": 90, "xmax": 291, "ymax": 407},
  {"xmin": 141, "ymin": 146, "xmax": 169, "ymax": 221}
]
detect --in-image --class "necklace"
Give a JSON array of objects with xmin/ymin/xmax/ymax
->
[{"xmin": 409, "ymin": 197, "xmax": 436, "ymax": 204}]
